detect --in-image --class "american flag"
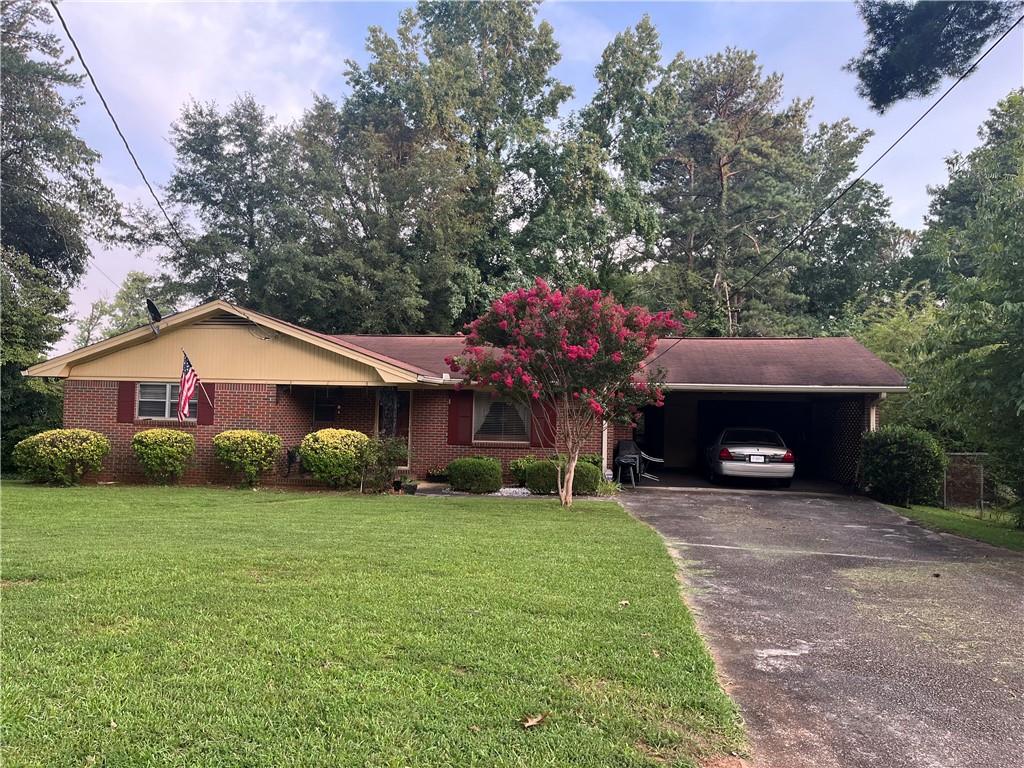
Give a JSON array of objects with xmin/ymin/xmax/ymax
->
[{"xmin": 178, "ymin": 352, "xmax": 199, "ymax": 422}]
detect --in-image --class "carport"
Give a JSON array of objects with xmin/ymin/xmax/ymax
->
[{"xmin": 612, "ymin": 337, "xmax": 907, "ymax": 486}]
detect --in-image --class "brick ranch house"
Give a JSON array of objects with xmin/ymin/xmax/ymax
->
[{"xmin": 25, "ymin": 300, "xmax": 907, "ymax": 486}]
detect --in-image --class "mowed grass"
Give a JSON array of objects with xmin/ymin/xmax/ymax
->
[
  {"xmin": 899, "ymin": 504, "xmax": 1024, "ymax": 552},
  {"xmin": 1, "ymin": 484, "xmax": 743, "ymax": 767}
]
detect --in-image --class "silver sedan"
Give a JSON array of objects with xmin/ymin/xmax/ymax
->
[{"xmin": 706, "ymin": 427, "xmax": 795, "ymax": 487}]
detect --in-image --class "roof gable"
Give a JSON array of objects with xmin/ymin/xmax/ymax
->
[{"xmin": 25, "ymin": 301, "xmax": 420, "ymax": 383}]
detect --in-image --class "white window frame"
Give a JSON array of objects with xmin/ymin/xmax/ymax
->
[
  {"xmin": 472, "ymin": 393, "xmax": 531, "ymax": 445},
  {"xmin": 136, "ymin": 382, "xmax": 197, "ymax": 421}
]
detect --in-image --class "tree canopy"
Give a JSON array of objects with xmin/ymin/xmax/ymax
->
[
  {"xmin": 0, "ymin": 0, "xmax": 122, "ymax": 462},
  {"xmin": 847, "ymin": 1, "xmax": 1023, "ymax": 113},
  {"xmin": 152, "ymin": 7, "xmax": 903, "ymax": 339}
]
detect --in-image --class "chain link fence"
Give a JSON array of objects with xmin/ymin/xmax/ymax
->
[{"xmin": 943, "ymin": 452, "xmax": 996, "ymax": 511}]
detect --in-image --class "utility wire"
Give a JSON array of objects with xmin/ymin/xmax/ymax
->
[
  {"xmin": 49, "ymin": 1, "xmax": 190, "ymax": 256},
  {"xmin": 734, "ymin": 10, "xmax": 1023, "ymax": 298},
  {"xmin": 647, "ymin": 10, "xmax": 1024, "ymax": 366}
]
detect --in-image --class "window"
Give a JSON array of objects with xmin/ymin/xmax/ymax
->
[
  {"xmin": 377, "ymin": 390, "xmax": 411, "ymax": 469},
  {"xmin": 137, "ymin": 383, "xmax": 197, "ymax": 420},
  {"xmin": 473, "ymin": 394, "xmax": 530, "ymax": 443},
  {"xmin": 721, "ymin": 429, "xmax": 784, "ymax": 447},
  {"xmin": 377, "ymin": 390, "xmax": 410, "ymax": 439}
]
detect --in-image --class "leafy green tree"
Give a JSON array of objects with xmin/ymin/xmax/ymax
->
[
  {"xmin": 852, "ymin": 285, "xmax": 967, "ymax": 447},
  {"xmin": 847, "ymin": 1, "xmax": 1023, "ymax": 113},
  {"xmin": 526, "ymin": 16, "xmax": 667, "ymax": 293},
  {"xmin": 1, "ymin": 0, "xmax": 123, "ymax": 464},
  {"xmin": 909, "ymin": 89, "xmax": 1024, "ymax": 293},
  {"xmin": 1, "ymin": 249, "xmax": 66, "ymax": 464},
  {"xmin": 162, "ymin": 95, "xmax": 299, "ymax": 306},
  {"xmin": 920, "ymin": 91, "xmax": 1024, "ymax": 506},
  {"xmin": 160, "ymin": 2, "xmax": 572, "ymax": 333},
  {"xmin": 605, "ymin": 44, "xmax": 899, "ymax": 336}
]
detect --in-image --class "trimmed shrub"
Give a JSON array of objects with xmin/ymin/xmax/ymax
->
[
  {"xmin": 509, "ymin": 455, "xmax": 539, "ymax": 486},
  {"xmin": 298, "ymin": 429, "xmax": 369, "ymax": 488},
  {"xmin": 578, "ymin": 453, "xmax": 603, "ymax": 468},
  {"xmin": 525, "ymin": 458, "xmax": 601, "ymax": 496},
  {"xmin": 12, "ymin": 428, "xmax": 110, "ymax": 485},
  {"xmin": 861, "ymin": 425, "xmax": 947, "ymax": 506},
  {"xmin": 447, "ymin": 457, "xmax": 502, "ymax": 494},
  {"xmin": 212, "ymin": 429, "xmax": 282, "ymax": 487},
  {"xmin": 357, "ymin": 436, "xmax": 409, "ymax": 493},
  {"xmin": 131, "ymin": 429, "xmax": 195, "ymax": 483}
]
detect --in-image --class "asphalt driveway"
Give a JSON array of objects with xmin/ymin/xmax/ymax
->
[{"xmin": 622, "ymin": 488, "xmax": 1024, "ymax": 768}]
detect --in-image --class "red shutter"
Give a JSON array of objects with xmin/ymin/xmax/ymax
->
[
  {"xmin": 117, "ymin": 381, "xmax": 136, "ymax": 423},
  {"xmin": 530, "ymin": 400, "xmax": 557, "ymax": 449},
  {"xmin": 447, "ymin": 390, "xmax": 473, "ymax": 446},
  {"xmin": 197, "ymin": 382, "xmax": 216, "ymax": 425}
]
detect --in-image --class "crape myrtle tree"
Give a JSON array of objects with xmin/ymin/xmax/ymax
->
[{"xmin": 446, "ymin": 279, "xmax": 686, "ymax": 507}]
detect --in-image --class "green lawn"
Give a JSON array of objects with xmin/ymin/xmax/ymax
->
[
  {"xmin": 1, "ymin": 484, "xmax": 743, "ymax": 767},
  {"xmin": 897, "ymin": 504, "xmax": 1024, "ymax": 552}
]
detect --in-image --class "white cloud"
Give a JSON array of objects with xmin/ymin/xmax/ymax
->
[
  {"xmin": 57, "ymin": 1, "xmax": 341, "ymax": 160},
  {"xmin": 50, "ymin": 1, "xmax": 342, "ymax": 353}
]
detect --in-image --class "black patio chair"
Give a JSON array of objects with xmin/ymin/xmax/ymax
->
[{"xmin": 614, "ymin": 439, "xmax": 664, "ymax": 488}]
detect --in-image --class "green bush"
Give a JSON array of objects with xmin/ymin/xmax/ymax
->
[
  {"xmin": 357, "ymin": 436, "xmax": 409, "ymax": 493},
  {"xmin": 861, "ymin": 425, "xmax": 947, "ymax": 506},
  {"xmin": 212, "ymin": 429, "xmax": 282, "ymax": 487},
  {"xmin": 447, "ymin": 457, "xmax": 502, "ymax": 494},
  {"xmin": 509, "ymin": 455, "xmax": 539, "ymax": 486},
  {"xmin": 525, "ymin": 458, "xmax": 601, "ymax": 496},
  {"xmin": 131, "ymin": 429, "xmax": 195, "ymax": 483},
  {"xmin": 298, "ymin": 429, "xmax": 369, "ymax": 488},
  {"xmin": 12, "ymin": 428, "xmax": 110, "ymax": 485},
  {"xmin": 578, "ymin": 453, "xmax": 603, "ymax": 468}
]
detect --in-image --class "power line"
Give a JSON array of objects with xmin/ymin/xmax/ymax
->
[
  {"xmin": 647, "ymin": 10, "xmax": 1023, "ymax": 365},
  {"xmin": 48, "ymin": 1, "xmax": 190, "ymax": 256},
  {"xmin": 733, "ymin": 10, "xmax": 1023, "ymax": 298},
  {"xmin": 88, "ymin": 257, "xmax": 120, "ymax": 291}
]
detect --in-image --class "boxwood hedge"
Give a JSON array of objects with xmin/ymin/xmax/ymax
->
[
  {"xmin": 131, "ymin": 428, "xmax": 195, "ymax": 483},
  {"xmin": 13, "ymin": 429, "xmax": 110, "ymax": 486}
]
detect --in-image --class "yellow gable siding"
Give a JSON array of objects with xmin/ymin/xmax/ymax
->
[{"xmin": 68, "ymin": 323, "xmax": 387, "ymax": 384}]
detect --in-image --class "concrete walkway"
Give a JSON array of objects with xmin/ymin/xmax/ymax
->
[{"xmin": 622, "ymin": 488, "xmax": 1024, "ymax": 768}]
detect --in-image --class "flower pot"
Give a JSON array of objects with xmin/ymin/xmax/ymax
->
[
  {"xmin": 402, "ymin": 483, "xmax": 418, "ymax": 495},
  {"xmin": 392, "ymin": 479, "xmax": 403, "ymax": 492}
]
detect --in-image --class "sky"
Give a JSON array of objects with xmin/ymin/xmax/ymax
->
[{"xmin": 50, "ymin": 0, "xmax": 1024, "ymax": 351}]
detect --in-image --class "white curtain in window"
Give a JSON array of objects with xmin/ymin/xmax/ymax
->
[{"xmin": 473, "ymin": 395, "xmax": 530, "ymax": 443}]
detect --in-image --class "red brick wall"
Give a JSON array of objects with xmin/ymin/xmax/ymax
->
[
  {"xmin": 407, "ymin": 390, "xmax": 604, "ymax": 480},
  {"xmin": 64, "ymin": 381, "xmax": 608, "ymax": 485}
]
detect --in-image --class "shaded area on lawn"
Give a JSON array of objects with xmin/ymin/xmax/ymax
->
[
  {"xmin": 897, "ymin": 504, "xmax": 1024, "ymax": 552},
  {"xmin": 1, "ymin": 484, "xmax": 743, "ymax": 767}
]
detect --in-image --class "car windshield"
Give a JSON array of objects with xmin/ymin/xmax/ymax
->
[{"xmin": 721, "ymin": 429, "xmax": 784, "ymax": 447}]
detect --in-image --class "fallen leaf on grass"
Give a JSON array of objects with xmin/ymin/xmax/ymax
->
[
  {"xmin": 521, "ymin": 713, "xmax": 547, "ymax": 729},
  {"xmin": 468, "ymin": 725, "xmax": 481, "ymax": 733},
  {"xmin": 109, "ymin": 720, "xmax": 117, "ymax": 730},
  {"xmin": 651, "ymin": 649, "xmax": 661, "ymax": 658},
  {"xmin": 618, "ymin": 600, "xmax": 630, "ymax": 608}
]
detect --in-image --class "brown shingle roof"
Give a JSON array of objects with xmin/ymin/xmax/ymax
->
[
  {"xmin": 333, "ymin": 334, "xmax": 906, "ymax": 390},
  {"xmin": 649, "ymin": 337, "xmax": 906, "ymax": 388}
]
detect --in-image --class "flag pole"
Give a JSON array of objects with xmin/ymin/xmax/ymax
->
[{"xmin": 181, "ymin": 347, "xmax": 213, "ymax": 407}]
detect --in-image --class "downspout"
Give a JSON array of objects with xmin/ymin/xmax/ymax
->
[{"xmin": 602, "ymin": 420, "xmax": 610, "ymax": 478}]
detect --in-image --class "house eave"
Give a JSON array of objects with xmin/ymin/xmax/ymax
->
[{"xmin": 661, "ymin": 383, "xmax": 908, "ymax": 394}]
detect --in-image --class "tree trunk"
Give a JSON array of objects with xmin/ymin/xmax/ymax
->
[{"xmin": 559, "ymin": 451, "xmax": 578, "ymax": 507}]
